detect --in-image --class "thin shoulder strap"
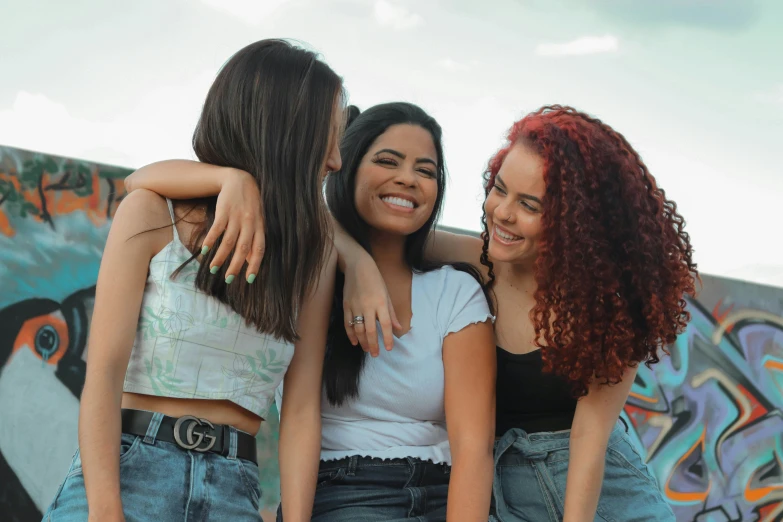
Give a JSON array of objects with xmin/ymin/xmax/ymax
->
[{"xmin": 165, "ymin": 198, "xmax": 180, "ymax": 241}]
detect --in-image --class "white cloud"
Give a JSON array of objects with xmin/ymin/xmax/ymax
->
[
  {"xmin": 535, "ymin": 34, "xmax": 619, "ymax": 57},
  {"xmin": 374, "ymin": 0, "xmax": 423, "ymax": 30},
  {"xmin": 0, "ymin": 70, "xmax": 217, "ymax": 168},
  {"xmin": 199, "ymin": 0, "xmax": 292, "ymax": 25},
  {"xmin": 437, "ymin": 58, "xmax": 478, "ymax": 72}
]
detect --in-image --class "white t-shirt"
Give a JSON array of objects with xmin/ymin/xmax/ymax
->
[{"xmin": 319, "ymin": 265, "xmax": 493, "ymax": 465}]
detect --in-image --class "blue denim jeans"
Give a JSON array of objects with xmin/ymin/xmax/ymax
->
[
  {"xmin": 42, "ymin": 413, "xmax": 262, "ymax": 521},
  {"xmin": 490, "ymin": 422, "xmax": 674, "ymax": 522},
  {"xmin": 279, "ymin": 456, "xmax": 451, "ymax": 522}
]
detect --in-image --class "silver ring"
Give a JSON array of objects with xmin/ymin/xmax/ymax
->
[{"xmin": 349, "ymin": 315, "xmax": 365, "ymax": 326}]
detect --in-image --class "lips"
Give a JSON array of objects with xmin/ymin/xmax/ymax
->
[{"xmin": 493, "ymin": 224, "xmax": 523, "ymax": 244}]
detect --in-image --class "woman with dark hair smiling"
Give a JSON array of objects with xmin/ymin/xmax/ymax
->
[
  {"xmin": 42, "ymin": 39, "xmax": 345, "ymax": 522},
  {"xmin": 125, "ymin": 102, "xmax": 497, "ymax": 521}
]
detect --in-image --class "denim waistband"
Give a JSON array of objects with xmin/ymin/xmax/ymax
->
[
  {"xmin": 319, "ymin": 455, "xmax": 450, "ymax": 474},
  {"xmin": 494, "ymin": 419, "xmax": 629, "ymax": 463}
]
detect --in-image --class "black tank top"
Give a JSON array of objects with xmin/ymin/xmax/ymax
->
[{"xmin": 496, "ymin": 346, "xmax": 577, "ymax": 436}]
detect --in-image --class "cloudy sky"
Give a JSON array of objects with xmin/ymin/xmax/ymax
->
[{"xmin": 2, "ymin": 0, "xmax": 781, "ymax": 287}]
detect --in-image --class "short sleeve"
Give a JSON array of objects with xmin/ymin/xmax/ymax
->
[{"xmin": 437, "ymin": 268, "xmax": 494, "ymax": 337}]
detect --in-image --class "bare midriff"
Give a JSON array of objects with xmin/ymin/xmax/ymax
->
[{"xmin": 121, "ymin": 393, "xmax": 263, "ymax": 435}]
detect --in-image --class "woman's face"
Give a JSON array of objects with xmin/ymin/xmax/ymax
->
[
  {"xmin": 483, "ymin": 143, "xmax": 546, "ymax": 265},
  {"xmin": 354, "ymin": 124, "xmax": 439, "ymax": 237}
]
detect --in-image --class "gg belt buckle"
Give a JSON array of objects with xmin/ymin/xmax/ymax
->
[{"xmin": 173, "ymin": 415, "xmax": 217, "ymax": 452}]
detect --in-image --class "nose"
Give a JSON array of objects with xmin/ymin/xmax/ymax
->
[
  {"xmin": 326, "ymin": 149, "xmax": 342, "ymax": 173},
  {"xmin": 494, "ymin": 198, "xmax": 515, "ymax": 224},
  {"xmin": 394, "ymin": 166, "xmax": 417, "ymax": 187}
]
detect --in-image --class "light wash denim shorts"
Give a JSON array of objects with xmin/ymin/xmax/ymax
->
[
  {"xmin": 490, "ymin": 421, "xmax": 674, "ymax": 522},
  {"xmin": 42, "ymin": 413, "xmax": 262, "ymax": 521}
]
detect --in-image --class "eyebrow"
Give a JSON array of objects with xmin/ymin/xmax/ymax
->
[
  {"xmin": 496, "ymin": 174, "xmax": 542, "ymax": 205},
  {"xmin": 374, "ymin": 148, "xmax": 437, "ymax": 167}
]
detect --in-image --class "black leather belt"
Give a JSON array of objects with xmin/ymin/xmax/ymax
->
[{"xmin": 121, "ymin": 409, "xmax": 257, "ymax": 465}]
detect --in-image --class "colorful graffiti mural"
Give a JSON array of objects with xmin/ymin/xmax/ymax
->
[
  {"xmin": 2, "ymin": 145, "xmax": 782, "ymax": 521},
  {"xmin": 0, "ymin": 145, "xmax": 277, "ymax": 521},
  {"xmin": 624, "ymin": 276, "xmax": 783, "ymax": 522}
]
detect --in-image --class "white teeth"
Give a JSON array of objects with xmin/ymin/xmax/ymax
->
[
  {"xmin": 495, "ymin": 226, "xmax": 522, "ymax": 241},
  {"xmin": 382, "ymin": 196, "xmax": 414, "ymax": 209}
]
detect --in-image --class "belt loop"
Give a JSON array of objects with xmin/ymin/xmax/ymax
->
[
  {"xmin": 227, "ymin": 426, "xmax": 238, "ymax": 460},
  {"xmin": 347, "ymin": 455, "xmax": 358, "ymax": 476},
  {"xmin": 143, "ymin": 412, "xmax": 164, "ymax": 445}
]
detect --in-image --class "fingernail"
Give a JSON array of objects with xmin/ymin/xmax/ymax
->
[
  {"xmin": 246, "ymin": 274, "xmax": 256, "ymax": 284},
  {"xmin": 225, "ymin": 274, "xmax": 235, "ymax": 284},
  {"xmin": 200, "ymin": 245, "xmax": 209, "ymax": 255},
  {"xmin": 210, "ymin": 266, "xmax": 219, "ymax": 274}
]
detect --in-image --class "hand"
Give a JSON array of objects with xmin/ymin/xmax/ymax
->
[
  {"xmin": 201, "ymin": 169, "xmax": 265, "ymax": 283},
  {"xmin": 342, "ymin": 254, "xmax": 402, "ymax": 356}
]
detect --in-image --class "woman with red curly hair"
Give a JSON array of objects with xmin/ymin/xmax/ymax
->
[{"xmin": 338, "ymin": 105, "xmax": 695, "ymax": 521}]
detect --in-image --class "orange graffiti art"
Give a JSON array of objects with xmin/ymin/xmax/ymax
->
[
  {"xmin": 11, "ymin": 312, "xmax": 70, "ymax": 365},
  {"xmin": 664, "ymin": 428, "xmax": 711, "ymax": 503}
]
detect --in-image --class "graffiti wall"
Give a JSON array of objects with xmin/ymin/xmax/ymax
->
[
  {"xmin": 1, "ymin": 145, "xmax": 782, "ymax": 521},
  {"xmin": 0, "ymin": 145, "xmax": 278, "ymax": 521},
  {"xmin": 624, "ymin": 276, "xmax": 783, "ymax": 521}
]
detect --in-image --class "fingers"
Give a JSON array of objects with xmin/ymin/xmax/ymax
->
[
  {"xmin": 388, "ymin": 297, "xmax": 402, "ymax": 342},
  {"xmin": 225, "ymin": 221, "xmax": 254, "ymax": 284},
  {"xmin": 209, "ymin": 221, "xmax": 240, "ymax": 276},
  {"xmin": 377, "ymin": 307, "xmax": 394, "ymax": 352},
  {"xmin": 200, "ymin": 212, "xmax": 228, "ymax": 257},
  {"xmin": 244, "ymin": 219, "xmax": 265, "ymax": 283},
  {"xmin": 352, "ymin": 319, "xmax": 370, "ymax": 355},
  {"xmin": 362, "ymin": 308, "xmax": 380, "ymax": 356},
  {"xmin": 344, "ymin": 305, "xmax": 361, "ymax": 349}
]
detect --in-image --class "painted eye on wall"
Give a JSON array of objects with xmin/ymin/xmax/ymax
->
[{"xmin": 12, "ymin": 312, "xmax": 70, "ymax": 365}]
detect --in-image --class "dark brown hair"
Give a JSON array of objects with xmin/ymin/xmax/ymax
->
[{"xmin": 183, "ymin": 39, "xmax": 344, "ymax": 343}]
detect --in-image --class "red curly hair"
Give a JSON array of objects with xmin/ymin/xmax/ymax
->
[{"xmin": 481, "ymin": 105, "xmax": 698, "ymax": 397}]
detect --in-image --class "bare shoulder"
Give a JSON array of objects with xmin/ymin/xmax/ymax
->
[{"xmin": 110, "ymin": 188, "xmax": 174, "ymax": 253}]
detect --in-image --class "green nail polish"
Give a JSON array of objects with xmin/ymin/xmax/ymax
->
[
  {"xmin": 210, "ymin": 265, "xmax": 219, "ymax": 274},
  {"xmin": 246, "ymin": 274, "xmax": 256, "ymax": 284},
  {"xmin": 201, "ymin": 245, "xmax": 209, "ymax": 255},
  {"xmin": 225, "ymin": 274, "xmax": 235, "ymax": 284}
]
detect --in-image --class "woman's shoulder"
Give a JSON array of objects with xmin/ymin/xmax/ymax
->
[{"xmin": 111, "ymin": 189, "xmax": 175, "ymax": 252}]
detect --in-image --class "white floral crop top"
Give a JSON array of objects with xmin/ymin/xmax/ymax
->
[{"xmin": 123, "ymin": 199, "xmax": 294, "ymax": 419}]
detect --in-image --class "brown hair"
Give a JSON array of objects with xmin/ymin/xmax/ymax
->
[{"xmin": 183, "ymin": 39, "xmax": 344, "ymax": 343}]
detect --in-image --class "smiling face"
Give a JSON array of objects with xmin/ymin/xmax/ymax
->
[
  {"xmin": 354, "ymin": 124, "xmax": 439, "ymax": 237},
  {"xmin": 483, "ymin": 143, "xmax": 546, "ymax": 265}
]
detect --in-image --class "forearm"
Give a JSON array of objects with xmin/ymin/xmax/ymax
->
[
  {"xmin": 124, "ymin": 159, "xmax": 231, "ymax": 198},
  {"xmin": 331, "ymin": 216, "xmax": 370, "ymax": 273},
  {"xmin": 563, "ymin": 368, "xmax": 636, "ymax": 521},
  {"xmin": 279, "ymin": 410, "xmax": 322, "ymax": 522},
  {"xmin": 78, "ymin": 375, "xmax": 125, "ymax": 520},
  {"xmin": 562, "ymin": 428, "xmax": 610, "ymax": 522},
  {"xmin": 446, "ymin": 444, "xmax": 494, "ymax": 522}
]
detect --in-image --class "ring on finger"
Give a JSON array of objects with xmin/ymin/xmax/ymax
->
[{"xmin": 349, "ymin": 315, "xmax": 365, "ymax": 327}]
